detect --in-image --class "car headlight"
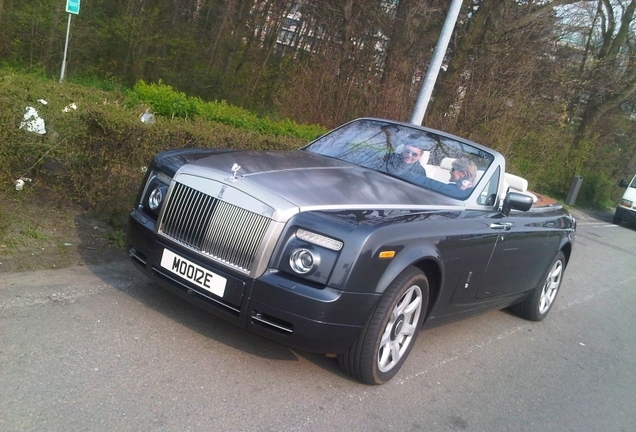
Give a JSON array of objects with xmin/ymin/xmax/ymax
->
[
  {"xmin": 289, "ymin": 248, "xmax": 320, "ymax": 274},
  {"xmin": 277, "ymin": 228, "xmax": 343, "ymax": 285},
  {"xmin": 619, "ymin": 199, "xmax": 633, "ymax": 209},
  {"xmin": 296, "ymin": 228, "xmax": 343, "ymax": 251},
  {"xmin": 148, "ymin": 185, "xmax": 168, "ymax": 211},
  {"xmin": 141, "ymin": 171, "xmax": 172, "ymax": 217}
]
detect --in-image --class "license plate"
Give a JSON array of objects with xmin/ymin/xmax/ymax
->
[{"xmin": 160, "ymin": 249, "xmax": 227, "ymax": 297}]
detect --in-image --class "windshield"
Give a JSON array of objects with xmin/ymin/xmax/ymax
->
[{"xmin": 304, "ymin": 119, "xmax": 495, "ymax": 200}]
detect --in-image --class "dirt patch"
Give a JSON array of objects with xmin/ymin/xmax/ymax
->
[{"xmin": 0, "ymin": 195, "xmax": 127, "ymax": 273}]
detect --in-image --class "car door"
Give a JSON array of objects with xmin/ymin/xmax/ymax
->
[
  {"xmin": 475, "ymin": 209, "xmax": 551, "ymax": 299},
  {"xmin": 436, "ymin": 211, "xmax": 500, "ymax": 307},
  {"xmin": 437, "ymin": 167, "xmax": 502, "ymax": 306}
]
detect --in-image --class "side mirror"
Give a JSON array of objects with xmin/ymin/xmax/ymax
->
[
  {"xmin": 501, "ymin": 192, "xmax": 533, "ymax": 216},
  {"xmin": 619, "ymin": 179, "xmax": 628, "ymax": 188}
]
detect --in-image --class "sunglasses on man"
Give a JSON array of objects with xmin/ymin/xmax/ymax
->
[{"xmin": 402, "ymin": 149, "xmax": 422, "ymax": 157}]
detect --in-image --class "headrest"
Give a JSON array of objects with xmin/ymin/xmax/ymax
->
[{"xmin": 504, "ymin": 173, "xmax": 528, "ymax": 192}]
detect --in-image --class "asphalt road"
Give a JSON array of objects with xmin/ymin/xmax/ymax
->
[{"xmin": 1, "ymin": 209, "xmax": 635, "ymax": 432}]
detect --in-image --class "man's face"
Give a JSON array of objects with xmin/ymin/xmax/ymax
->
[{"xmin": 402, "ymin": 145, "xmax": 423, "ymax": 164}]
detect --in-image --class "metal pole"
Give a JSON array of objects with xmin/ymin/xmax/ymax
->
[
  {"xmin": 410, "ymin": 0, "xmax": 463, "ymax": 125},
  {"xmin": 60, "ymin": 13, "xmax": 72, "ymax": 82}
]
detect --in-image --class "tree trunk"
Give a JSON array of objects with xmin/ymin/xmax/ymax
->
[
  {"xmin": 207, "ymin": 1, "xmax": 233, "ymax": 72},
  {"xmin": 427, "ymin": 0, "xmax": 495, "ymax": 125},
  {"xmin": 222, "ymin": 0, "xmax": 250, "ymax": 77}
]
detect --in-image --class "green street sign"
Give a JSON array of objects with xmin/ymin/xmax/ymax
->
[{"xmin": 66, "ymin": 0, "xmax": 80, "ymax": 14}]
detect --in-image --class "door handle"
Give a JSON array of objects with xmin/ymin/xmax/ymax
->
[{"xmin": 490, "ymin": 222, "xmax": 513, "ymax": 230}]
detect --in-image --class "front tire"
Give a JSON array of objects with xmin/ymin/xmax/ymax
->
[
  {"xmin": 612, "ymin": 212, "xmax": 622, "ymax": 225},
  {"xmin": 338, "ymin": 266, "xmax": 428, "ymax": 385},
  {"xmin": 511, "ymin": 251, "xmax": 565, "ymax": 321}
]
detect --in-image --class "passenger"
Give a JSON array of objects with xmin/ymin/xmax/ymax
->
[
  {"xmin": 449, "ymin": 158, "xmax": 477, "ymax": 191},
  {"xmin": 433, "ymin": 157, "xmax": 477, "ymax": 198}
]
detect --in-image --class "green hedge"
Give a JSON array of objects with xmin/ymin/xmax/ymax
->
[{"xmin": 127, "ymin": 80, "xmax": 326, "ymax": 141}]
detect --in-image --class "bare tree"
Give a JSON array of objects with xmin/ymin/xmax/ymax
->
[
  {"xmin": 373, "ymin": 0, "xmax": 446, "ymax": 121},
  {"xmin": 570, "ymin": 0, "xmax": 636, "ymax": 151}
]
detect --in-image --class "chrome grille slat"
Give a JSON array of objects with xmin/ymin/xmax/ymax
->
[
  {"xmin": 214, "ymin": 202, "xmax": 237, "ymax": 258},
  {"xmin": 161, "ymin": 185, "xmax": 180, "ymax": 234},
  {"xmin": 230, "ymin": 212, "xmax": 255, "ymax": 266},
  {"xmin": 234, "ymin": 211, "xmax": 258, "ymax": 264},
  {"xmin": 208, "ymin": 202, "xmax": 233, "ymax": 258},
  {"xmin": 159, "ymin": 182, "xmax": 271, "ymax": 273},
  {"xmin": 182, "ymin": 187, "xmax": 201, "ymax": 244},
  {"xmin": 182, "ymin": 189, "xmax": 200, "ymax": 245}
]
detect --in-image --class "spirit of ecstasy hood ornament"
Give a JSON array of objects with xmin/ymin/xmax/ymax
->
[{"xmin": 229, "ymin": 163, "xmax": 241, "ymax": 182}]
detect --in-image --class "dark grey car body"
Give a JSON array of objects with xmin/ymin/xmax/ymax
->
[{"xmin": 127, "ymin": 118, "xmax": 575, "ymax": 382}]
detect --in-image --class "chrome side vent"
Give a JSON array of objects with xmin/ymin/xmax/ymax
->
[
  {"xmin": 159, "ymin": 182, "xmax": 271, "ymax": 273},
  {"xmin": 251, "ymin": 311, "xmax": 294, "ymax": 334}
]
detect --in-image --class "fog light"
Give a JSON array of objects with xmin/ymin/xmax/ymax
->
[
  {"xmin": 289, "ymin": 248, "xmax": 318, "ymax": 274},
  {"xmin": 148, "ymin": 187, "xmax": 165, "ymax": 210}
]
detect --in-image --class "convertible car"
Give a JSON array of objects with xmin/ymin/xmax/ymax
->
[{"xmin": 127, "ymin": 118, "xmax": 576, "ymax": 384}]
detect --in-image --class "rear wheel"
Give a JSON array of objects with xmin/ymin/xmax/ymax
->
[
  {"xmin": 338, "ymin": 266, "xmax": 428, "ymax": 385},
  {"xmin": 511, "ymin": 251, "xmax": 565, "ymax": 321}
]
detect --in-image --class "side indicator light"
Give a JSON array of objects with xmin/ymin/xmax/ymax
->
[{"xmin": 378, "ymin": 250, "xmax": 396, "ymax": 259}]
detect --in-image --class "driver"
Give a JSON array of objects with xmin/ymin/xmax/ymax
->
[{"xmin": 384, "ymin": 143, "xmax": 428, "ymax": 184}]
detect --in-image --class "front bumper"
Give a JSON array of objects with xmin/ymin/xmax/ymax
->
[{"xmin": 127, "ymin": 210, "xmax": 380, "ymax": 354}]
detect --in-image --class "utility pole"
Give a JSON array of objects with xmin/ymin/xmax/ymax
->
[{"xmin": 410, "ymin": 0, "xmax": 463, "ymax": 125}]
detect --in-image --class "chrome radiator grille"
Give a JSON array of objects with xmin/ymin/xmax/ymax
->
[{"xmin": 159, "ymin": 182, "xmax": 271, "ymax": 273}]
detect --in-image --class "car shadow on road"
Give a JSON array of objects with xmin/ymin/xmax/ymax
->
[
  {"xmin": 74, "ymin": 215, "xmax": 347, "ymax": 380},
  {"xmin": 567, "ymin": 206, "xmax": 614, "ymax": 223},
  {"xmin": 568, "ymin": 206, "xmax": 636, "ymax": 231}
]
